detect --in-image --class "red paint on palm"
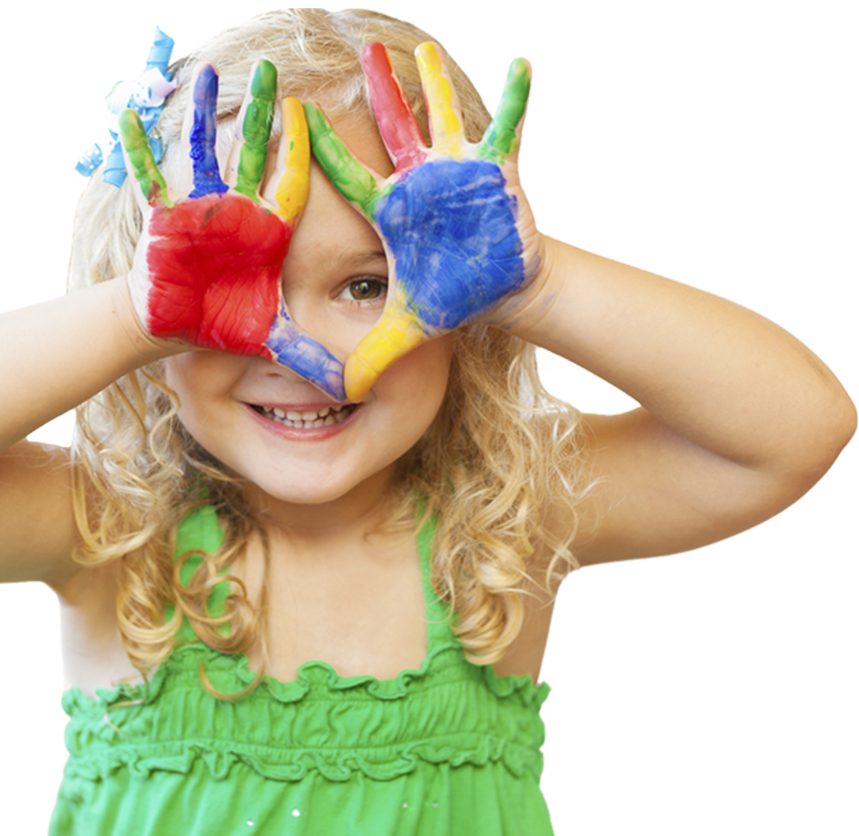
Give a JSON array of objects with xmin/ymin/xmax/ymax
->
[{"xmin": 146, "ymin": 194, "xmax": 289, "ymax": 354}]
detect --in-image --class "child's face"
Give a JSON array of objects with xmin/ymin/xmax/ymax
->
[{"xmin": 164, "ymin": 109, "xmax": 453, "ymax": 514}]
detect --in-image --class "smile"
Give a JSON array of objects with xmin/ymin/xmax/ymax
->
[
  {"xmin": 245, "ymin": 403, "xmax": 362, "ymax": 441},
  {"xmin": 250, "ymin": 403, "xmax": 357, "ymax": 429}
]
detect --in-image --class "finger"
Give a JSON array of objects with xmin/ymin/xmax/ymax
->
[
  {"xmin": 263, "ymin": 301, "xmax": 346, "ymax": 401},
  {"xmin": 344, "ymin": 292, "xmax": 426, "ymax": 403},
  {"xmin": 118, "ymin": 109, "xmax": 172, "ymax": 208},
  {"xmin": 303, "ymin": 101, "xmax": 382, "ymax": 218},
  {"xmin": 233, "ymin": 59, "xmax": 278, "ymax": 201},
  {"xmin": 362, "ymin": 43, "xmax": 427, "ymax": 171},
  {"xmin": 476, "ymin": 58, "xmax": 531, "ymax": 166},
  {"xmin": 187, "ymin": 63, "xmax": 228, "ymax": 199},
  {"xmin": 273, "ymin": 98, "xmax": 310, "ymax": 224},
  {"xmin": 414, "ymin": 42, "xmax": 465, "ymax": 158}
]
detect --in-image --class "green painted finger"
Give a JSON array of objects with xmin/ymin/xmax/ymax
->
[
  {"xmin": 235, "ymin": 60, "xmax": 277, "ymax": 201},
  {"xmin": 476, "ymin": 58, "xmax": 531, "ymax": 166},
  {"xmin": 118, "ymin": 109, "xmax": 172, "ymax": 207},
  {"xmin": 304, "ymin": 101, "xmax": 381, "ymax": 217}
]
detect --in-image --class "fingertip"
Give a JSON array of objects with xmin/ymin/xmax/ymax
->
[
  {"xmin": 117, "ymin": 108, "xmax": 143, "ymax": 141},
  {"xmin": 193, "ymin": 61, "xmax": 220, "ymax": 77},
  {"xmin": 302, "ymin": 100, "xmax": 327, "ymax": 136},
  {"xmin": 414, "ymin": 41, "xmax": 442, "ymax": 67},
  {"xmin": 509, "ymin": 57, "xmax": 532, "ymax": 93},
  {"xmin": 283, "ymin": 97, "xmax": 308, "ymax": 134},
  {"xmin": 344, "ymin": 360, "xmax": 374, "ymax": 404},
  {"xmin": 362, "ymin": 42, "xmax": 389, "ymax": 68},
  {"xmin": 251, "ymin": 58, "xmax": 278, "ymax": 100}
]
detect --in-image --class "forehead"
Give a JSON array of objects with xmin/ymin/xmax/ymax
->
[
  {"xmin": 317, "ymin": 107, "xmax": 395, "ymax": 178},
  {"xmin": 281, "ymin": 109, "xmax": 392, "ymax": 274}
]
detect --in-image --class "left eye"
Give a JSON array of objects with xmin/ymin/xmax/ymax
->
[{"xmin": 337, "ymin": 278, "xmax": 387, "ymax": 302}]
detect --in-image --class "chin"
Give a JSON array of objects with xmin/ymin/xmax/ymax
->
[
  {"xmin": 234, "ymin": 455, "xmax": 399, "ymax": 513},
  {"xmin": 251, "ymin": 479, "xmax": 355, "ymax": 507}
]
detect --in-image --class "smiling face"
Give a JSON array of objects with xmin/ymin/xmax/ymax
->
[{"xmin": 164, "ymin": 110, "xmax": 452, "ymax": 523}]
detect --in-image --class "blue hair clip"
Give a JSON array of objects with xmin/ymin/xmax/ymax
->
[{"xmin": 75, "ymin": 27, "xmax": 178, "ymax": 187}]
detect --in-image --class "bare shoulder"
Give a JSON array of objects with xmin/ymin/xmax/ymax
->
[{"xmin": 0, "ymin": 440, "xmax": 82, "ymax": 586}]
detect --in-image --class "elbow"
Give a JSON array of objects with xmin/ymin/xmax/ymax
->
[
  {"xmin": 788, "ymin": 382, "xmax": 856, "ymax": 488},
  {"xmin": 831, "ymin": 389, "xmax": 857, "ymax": 463}
]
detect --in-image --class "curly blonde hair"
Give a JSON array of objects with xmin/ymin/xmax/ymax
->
[{"xmin": 69, "ymin": 8, "xmax": 589, "ymax": 691}]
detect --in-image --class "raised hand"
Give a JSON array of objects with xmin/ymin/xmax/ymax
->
[
  {"xmin": 305, "ymin": 42, "xmax": 540, "ymax": 402},
  {"xmin": 121, "ymin": 60, "xmax": 346, "ymax": 401}
]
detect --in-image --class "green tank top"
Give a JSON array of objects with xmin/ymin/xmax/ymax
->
[{"xmin": 50, "ymin": 507, "xmax": 554, "ymax": 834}]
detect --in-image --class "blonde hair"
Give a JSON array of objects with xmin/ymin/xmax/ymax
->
[{"xmin": 69, "ymin": 8, "xmax": 589, "ymax": 689}]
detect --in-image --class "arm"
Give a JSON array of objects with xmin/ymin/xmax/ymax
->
[
  {"xmin": 513, "ymin": 237, "xmax": 856, "ymax": 564},
  {"xmin": 309, "ymin": 42, "xmax": 855, "ymax": 566},
  {"xmin": 0, "ymin": 279, "xmax": 172, "ymax": 585},
  {"xmin": 0, "ymin": 61, "xmax": 336, "ymax": 584},
  {"xmin": 0, "ymin": 277, "xmax": 168, "ymax": 454}
]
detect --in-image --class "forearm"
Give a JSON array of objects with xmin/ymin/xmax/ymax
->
[
  {"xmin": 0, "ymin": 277, "xmax": 178, "ymax": 452},
  {"xmin": 512, "ymin": 235, "xmax": 855, "ymax": 475}
]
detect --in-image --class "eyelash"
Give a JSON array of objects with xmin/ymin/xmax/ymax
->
[{"xmin": 337, "ymin": 277, "xmax": 388, "ymax": 304}]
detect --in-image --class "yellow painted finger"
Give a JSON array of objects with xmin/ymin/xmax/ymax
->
[
  {"xmin": 276, "ymin": 97, "xmax": 310, "ymax": 223},
  {"xmin": 415, "ymin": 42, "xmax": 465, "ymax": 159},
  {"xmin": 344, "ymin": 299, "xmax": 426, "ymax": 402}
]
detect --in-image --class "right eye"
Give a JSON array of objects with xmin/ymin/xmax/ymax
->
[{"xmin": 336, "ymin": 278, "xmax": 387, "ymax": 303}]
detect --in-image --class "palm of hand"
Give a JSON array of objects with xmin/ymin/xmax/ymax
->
[
  {"xmin": 374, "ymin": 157, "xmax": 527, "ymax": 332},
  {"xmin": 142, "ymin": 193, "xmax": 287, "ymax": 354}
]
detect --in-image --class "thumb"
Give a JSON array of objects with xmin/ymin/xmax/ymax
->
[{"xmin": 344, "ymin": 296, "xmax": 426, "ymax": 402}]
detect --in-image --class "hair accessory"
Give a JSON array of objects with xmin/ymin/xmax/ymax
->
[{"xmin": 75, "ymin": 27, "xmax": 178, "ymax": 187}]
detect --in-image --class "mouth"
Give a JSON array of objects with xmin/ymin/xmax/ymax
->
[{"xmin": 248, "ymin": 402, "xmax": 358, "ymax": 430}]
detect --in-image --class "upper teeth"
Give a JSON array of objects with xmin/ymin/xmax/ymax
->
[
  {"xmin": 259, "ymin": 404, "xmax": 352, "ymax": 428},
  {"xmin": 274, "ymin": 407, "xmax": 331, "ymax": 420}
]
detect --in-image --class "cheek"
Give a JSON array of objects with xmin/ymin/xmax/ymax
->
[
  {"xmin": 163, "ymin": 353, "xmax": 244, "ymax": 426},
  {"xmin": 376, "ymin": 336, "xmax": 453, "ymax": 423}
]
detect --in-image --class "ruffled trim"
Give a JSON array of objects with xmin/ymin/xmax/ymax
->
[
  {"xmin": 62, "ymin": 640, "xmax": 548, "ymax": 785},
  {"xmin": 484, "ymin": 663, "xmax": 551, "ymax": 709},
  {"xmin": 65, "ymin": 633, "xmax": 548, "ymax": 710},
  {"xmin": 61, "ymin": 731, "xmax": 543, "ymax": 784}
]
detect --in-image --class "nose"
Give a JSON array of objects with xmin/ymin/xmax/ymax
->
[{"xmin": 257, "ymin": 355, "xmax": 348, "ymax": 403}]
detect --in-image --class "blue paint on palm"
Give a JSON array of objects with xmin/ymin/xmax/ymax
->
[
  {"xmin": 374, "ymin": 158, "xmax": 524, "ymax": 330},
  {"xmin": 189, "ymin": 66, "xmax": 228, "ymax": 199},
  {"xmin": 264, "ymin": 304, "xmax": 346, "ymax": 401}
]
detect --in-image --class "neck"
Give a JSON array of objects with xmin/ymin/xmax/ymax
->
[{"xmin": 242, "ymin": 464, "xmax": 400, "ymax": 541}]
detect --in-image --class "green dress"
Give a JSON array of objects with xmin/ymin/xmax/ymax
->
[{"xmin": 50, "ymin": 507, "xmax": 555, "ymax": 834}]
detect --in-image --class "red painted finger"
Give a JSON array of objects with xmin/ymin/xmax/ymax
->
[{"xmin": 362, "ymin": 43, "xmax": 428, "ymax": 172}]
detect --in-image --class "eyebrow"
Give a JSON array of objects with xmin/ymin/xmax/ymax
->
[{"xmin": 347, "ymin": 250, "xmax": 388, "ymax": 267}]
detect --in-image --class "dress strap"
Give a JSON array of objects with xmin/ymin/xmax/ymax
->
[
  {"xmin": 416, "ymin": 510, "xmax": 457, "ymax": 651},
  {"xmin": 169, "ymin": 506, "xmax": 230, "ymax": 642}
]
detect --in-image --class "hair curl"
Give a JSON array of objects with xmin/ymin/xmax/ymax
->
[{"xmin": 69, "ymin": 8, "xmax": 589, "ymax": 692}]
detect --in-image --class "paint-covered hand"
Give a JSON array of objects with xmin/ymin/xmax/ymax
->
[
  {"xmin": 121, "ymin": 61, "xmax": 345, "ymax": 400},
  {"xmin": 306, "ymin": 42, "xmax": 539, "ymax": 402}
]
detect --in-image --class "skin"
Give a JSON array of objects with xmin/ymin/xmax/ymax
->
[{"xmin": 165, "ymin": 109, "xmax": 452, "ymax": 548}]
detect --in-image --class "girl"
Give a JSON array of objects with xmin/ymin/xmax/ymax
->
[{"xmin": 0, "ymin": 10, "xmax": 856, "ymax": 836}]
